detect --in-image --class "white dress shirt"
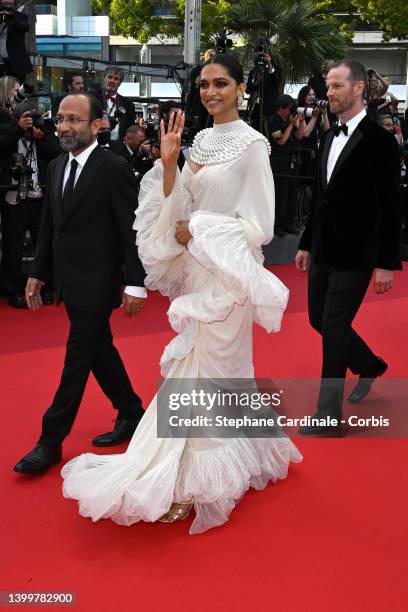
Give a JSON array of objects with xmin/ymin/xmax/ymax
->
[
  {"xmin": 106, "ymin": 94, "xmax": 120, "ymax": 141},
  {"xmin": 327, "ymin": 108, "xmax": 367, "ymax": 183},
  {"xmin": 63, "ymin": 139, "xmax": 146, "ymax": 299}
]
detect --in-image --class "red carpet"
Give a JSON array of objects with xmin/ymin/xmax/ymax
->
[{"xmin": 1, "ymin": 263, "xmax": 408, "ymax": 611}]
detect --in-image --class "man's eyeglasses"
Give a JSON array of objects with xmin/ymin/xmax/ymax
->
[{"xmin": 53, "ymin": 116, "xmax": 93, "ymax": 126}]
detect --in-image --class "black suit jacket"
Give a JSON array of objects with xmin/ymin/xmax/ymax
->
[
  {"xmin": 31, "ymin": 145, "xmax": 146, "ymax": 310},
  {"xmin": 299, "ymin": 114, "xmax": 402, "ymax": 271},
  {"xmin": 94, "ymin": 90, "xmax": 136, "ymax": 140},
  {"xmin": 3, "ymin": 10, "xmax": 33, "ymax": 78}
]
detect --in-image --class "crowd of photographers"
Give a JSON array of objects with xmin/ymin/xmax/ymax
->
[{"xmin": 0, "ymin": 43, "xmax": 408, "ymax": 309}]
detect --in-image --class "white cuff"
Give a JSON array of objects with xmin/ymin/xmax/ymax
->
[{"xmin": 124, "ymin": 286, "xmax": 147, "ymax": 298}]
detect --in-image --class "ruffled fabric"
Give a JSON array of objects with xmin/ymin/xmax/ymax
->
[
  {"xmin": 133, "ymin": 161, "xmax": 189, "ymax": 301},
  {"xmin": 175, "ymin": 437, "xmax": 302, "ymax": 534},
  {"xmin": 62, "ymin": 415, "xmax": 302, "ymax": 534}
]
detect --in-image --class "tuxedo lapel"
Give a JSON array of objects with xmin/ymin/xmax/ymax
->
[
  {"xmin": 328, "ymin": 126, "xmax": 364, "ymax": 187},
  {"xmin": 62, "ymin": 147, "xmax": 105, "ymax": 226},
  {"xmin": 53, "ymin": 154, "xmax": 68, "ymax": 229},
  {"xmin": 321, "ymin": 130, "xmax": 334, "ymax": 190}
]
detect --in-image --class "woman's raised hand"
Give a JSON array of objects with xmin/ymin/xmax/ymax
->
[{"xmin": 160, "ymin": 110, "xmax": 185, "ymax": 167}]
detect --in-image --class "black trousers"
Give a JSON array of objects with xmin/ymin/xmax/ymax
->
[
  {"xmin": 308, "ymin": 263, "xmax": 379, "ymax": 417},
  {"xmin": 270, "ymin": 158, "xmax": 298, "ymax": 229},
  {"xmin": 39, "ymin": 307, "xmax": 144, "ymax": 447},
  {"xmin": 0, "ymin": 197, "xmax": 45, "ymax": 295}
]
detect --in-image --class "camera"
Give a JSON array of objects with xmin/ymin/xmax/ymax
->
[
  {"xmin": 314, "ymin": 99, "xmax": 329, "ymax": 110},
  {"xmin": 27, "ymin": 110, "xmax": 47, "ymax": 131},
  {"xmin": 255, "ymin": 40, "xmax": 268, "ymax": 70},
  {"xmin": 11, "ymin": 152, "xmax": 33, "ymax": 201},
  {"xmin": 9, "ymin": 83, "xmax": 34, "ymax": 107},
  {"xmin": 297, "ymin": 98, "xmax": 329, "ymax": 119},
  {"xmin": 214, "ymin": 31, "xmax": 233, "ymax": 54}
]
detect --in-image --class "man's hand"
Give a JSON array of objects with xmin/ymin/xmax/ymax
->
[
  {"xmin": 373, "ymin": 268, "xmax": 393, "ymax": 294},
  {"xmin": 122, "ymin": 293, "xmax": 146, "ymax": 317},
  {"xmin": 175, "ymin": 220, "xmax": 192, "ymax": 247},
  {"xmin": 295, "ymin": 250, "xmax": 310, "ymax": 272},
  {"xmin": 25, "ymin": 277, "xmax": 44, "ymax": 310},
  {"xmin": 18, "ymin": 111, "xmax": 33, "ymax": 132}
]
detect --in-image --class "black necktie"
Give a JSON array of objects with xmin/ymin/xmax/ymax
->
[
  {"xmin": 62, "ymin": 158, "xmax": 78, "ymax": 216},
  {"xmin": 331, "ymin": 123, "xmax": 348, "ymax": 137}
]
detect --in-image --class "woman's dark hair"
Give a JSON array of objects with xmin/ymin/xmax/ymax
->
[
  {"xmin": 298, "ymin": 85, "xmax": 314, "ymax": 107},
  {"xmin": 206, "ymin": 54, "xmax": 244, "ymax": 85}
]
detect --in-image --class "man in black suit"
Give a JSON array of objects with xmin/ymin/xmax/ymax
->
[
  {"xmin": 94, "ymin": 66, "xmax": 135, "ymax": 142},
  {"xmin": 295, "ymin": 60, "xmax": 402, "ymax": 435},
  {"xmin": 0, "ymin": 0, "xmax": 32, "ymax": 82},
  {"xmin": 14, "ymin": 92, "xmax": 147, "ymax": 474}
]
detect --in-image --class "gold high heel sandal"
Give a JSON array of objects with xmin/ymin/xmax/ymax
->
[{"xmin": 158, "ymin": 502, "xmax": 193, "ymax": 523}]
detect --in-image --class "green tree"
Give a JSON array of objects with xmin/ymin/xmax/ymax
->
[
  {"xmin": 316, "ymin": 0, "xmax": 408, "ymax": 41},
  {"xmin": 93, "ymin": 0, "xmax": 232, "ymax": 44},
  {"xmin": 227, "ymin": 0, "xmax": 347, "ymax": 83}
]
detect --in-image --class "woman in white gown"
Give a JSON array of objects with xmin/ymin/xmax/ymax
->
[{"xmin": 61, "ymin": 55, "xmax": 302, "ymax": 534}]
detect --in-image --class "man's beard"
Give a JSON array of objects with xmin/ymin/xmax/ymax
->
[{"xmin": 59, "ymin": 128, "xmax": 93, "ymax": 152}]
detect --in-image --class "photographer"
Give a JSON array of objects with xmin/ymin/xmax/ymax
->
[
  {"xmin": 0, "ymin": 0, "xmax": 32, "ymax": 82},
  {"xmin": 0, "ymin": 94, "xmax": 61, "ymax": 308},
  {"xmin": 110, "ymin": 125, "xmax": 158, "ymax": 189},
  {"xmin": 296, "ymin": 85, "xmax": 330, "ymax": 227},
  {"xmin": 268, "ymin": 94, "xmax": 305, "ymax": 236},
  {"xmin": 379, "ymin": 114, "xmax": 403, "ymax": 145},
  {"xmin": 94, "ymin": 66, "xmax": 135, "ymax": 141},
  {"xmin": 51, "ymin": 72, "xmax": 85, "ymax": 116},
  {"xmin": 246, "ymin": 44, "xmax": 282, "ymax": 134}
]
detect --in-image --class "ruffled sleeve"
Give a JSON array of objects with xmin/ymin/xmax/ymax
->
[
  {"xmin": 133, "ymin": 160, "xmax": 192, "ymax": 301},
  {"xmin": 186, "ymin": 140, "xmax": 288, "ymax": 332}
]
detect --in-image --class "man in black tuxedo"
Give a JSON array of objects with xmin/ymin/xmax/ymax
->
[
  {"xmin": 14, "ymin": 92, "xmax": 147, "ymax": 474},
  {"xmin": 94, "ymin": 66, "xmax": 136, "ymax": 142},
  {"xmin": 295, "ymin": 60, "xmax": 402, "ymax": 435}
]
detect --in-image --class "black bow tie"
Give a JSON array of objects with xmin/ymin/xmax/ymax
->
[{"xmin": 331, "ymin": 123, "xmax": 348, "ymax": 137}]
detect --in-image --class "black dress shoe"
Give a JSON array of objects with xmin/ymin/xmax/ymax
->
[
  {"xmin": 7, "ymin": 292, "xmax": 28, "ymax": 309},
  {"xmin": 14, "ymin": 444, "xmax": 62, "ymax": 474},
  {"xmin": 348, "ymin": 356, "xmax": 388, "ymax": 404},
  {"xmin": 298, "ymin": 412, "xmax": 343, "ymax": 437},
  {"xmin": 40, "ymin": 286, "xmax": 55, "ymax": 306},
  {"xmin": 92, "ymin": 417, "xmax": 142, "ymax": 447}
]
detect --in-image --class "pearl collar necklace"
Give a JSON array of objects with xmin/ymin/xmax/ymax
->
[{"xmin": 190, "ymin": 119, "xmax": 271, "ymax": 166}]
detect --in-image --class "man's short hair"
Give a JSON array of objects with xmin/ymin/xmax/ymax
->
[
  {"xmin": 159, "ymin": 100, "xmax": 181, "ymax": 120},
  {"xmin": 63, "ymin": 91, "xmax": 103, "ymax": 121},
  {"xmin": 104, "ymin": 65, "xmax": 124, "ymax": 83},
  {"xmin": 65, "ymin": 72, "xmax": 84, "ymax": 89},
  {"xmin": 126, "ymin": 125, "xmax": 146, "ymax": 137},
  {"xmin": 330, "ymin": 60, "xmax": 368, "ymax": 93},
  {"xmin": 276, "ymin": 94, "xmax": 295, "ymax": 110},
  {"xmin": 321, "ymin": 59, "xmax": 335, "ymax": 74},
  {"xmin": 379, "ymin": 114, "xmax": 393, "ymax": 125}
]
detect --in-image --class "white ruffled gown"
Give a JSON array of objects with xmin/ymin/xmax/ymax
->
[{"xmin": 61, "ymin": 121, "xmax": 302, "ymax": 534}]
